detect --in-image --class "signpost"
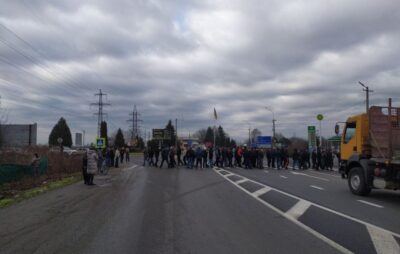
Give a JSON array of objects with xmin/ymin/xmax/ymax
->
[
  {"xmin": 256, "ymin": 136, "xmax": 272, "ymax": 148},
  {"xmin": 96, "ymin": 138, "xmax": 106, "ymax": 149},
  {"xmin": 308, "ymin": 126, "xmax": 316, "ymax": 149},
  {"xmin": 316, "ymin": 114, "xmax": 324, "ymax": 147},
  {"xmin": 152, "ymin": 129, "xmax": 164, "ymax": 140}
]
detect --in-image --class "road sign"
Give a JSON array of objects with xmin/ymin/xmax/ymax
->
[
  {"xmin": 256, "ymin": 136, "xmax": 272, "ymax": 145},
  {"xmin": 317, "ymin": 114, "xmax": 324, "ymax": 121},
  {"xmin": 96, "ymin": 138, "xmax": 106, "ymax": 149},
  {"xmin": 152, "ymin": 129, "xmax": 164, "ymax": 140},
  {"xmin": 308, "ymin": 126, "xmax": 316, "ymax": 148}
]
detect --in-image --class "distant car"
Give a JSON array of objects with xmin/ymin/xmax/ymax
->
[{"xmin": 63, "ymin": 146, "xmax": 77, "ymax": 155}]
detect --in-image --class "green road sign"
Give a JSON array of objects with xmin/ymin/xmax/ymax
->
[
  {"xmin": 96, "ymin": 138, "xmax": 106, "ymax": 149},
  {"xmin": 308, "ymin": 125, "xmax": 316, "ymax": 148},
  {"xmin": 317, "ymin": 114, "xmax": 324, "ymax": 121}
]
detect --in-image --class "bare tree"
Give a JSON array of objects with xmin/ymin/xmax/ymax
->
[
  {"xmin": 193, "ymin": 128, "xmax": 207, "ymax": 142},
  {"xmin": 251, "ymin": 128, "xmax": 262, "ymax": 143}
]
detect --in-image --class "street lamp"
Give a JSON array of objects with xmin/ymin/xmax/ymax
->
[{"xmin": 265, "ymin": 107, "xmax": 276, "ymax": 148}]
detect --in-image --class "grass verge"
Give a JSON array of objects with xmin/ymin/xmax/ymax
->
[{"xmin": 0, "ymin": 173, "xmax": 82, "ymax": 208}]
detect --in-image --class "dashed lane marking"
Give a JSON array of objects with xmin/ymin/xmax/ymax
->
[
  {"xmin": 251, "ymin": 187, "xmax": 271, "ymax": 197},
  {"xmin": 291, "ymin": 171, "xmax": 330, "ymax": 182},
  {"xmin": 280, "ymin": 175, "xmax": 288, "ymax": 179},
  {"xmin": 214, "ymin": 167, "xmax": 400, "ymax": 254},
  {"xmin": 310, "ymin": 185, "xmax": 325, "ymax": 191},
  {"xmin": 286, "ymin": 200, "xmax": 312, "ymax": 220},
  {"xmin": 236, "ymin": 179, "xmax": 248, "ymax": 184},
  {"xmin": 357, "ymin": 200, "xmax": 384, "ymax": 209},
  {"xmin": 263, "ymin": 170, "xmax": 269, "ymax": 173},
  {"xmin": 367, "ymin": 225, "xmax": 400, "ymax": 254}
]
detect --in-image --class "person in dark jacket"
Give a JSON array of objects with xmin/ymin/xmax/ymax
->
[
  {"xmin": 82, "ymin": 152, "xmax": 89, "ymax": 185},
  {"xmin": 169, "ymin": 147, "xmax": 176, "ymax": 168},
  {"xmin": 177, "ymin": 146, "xmax": 183, "ymax": 166},
  {"xmin": 186, "ymin": 147, "xmax": 195, "ymax": 169},
  {"xmin": 202, "ymin": 148, "xmax": 208, "ymax": 168},
  {"xmin": 195, "ymin": 147, "xmax": 203, "ymax": 169},
  {"xmin": 292, "ymin": 149, "xmax": 300, "ymax": 170},
  {"xmin": 154, "ymin": 147, "xmax": 160, "ymax": 167},
  {"xmin": 311, "ymin": 149, "xmax": 317, "ymax": 169},
  {"xmin": 243, "ymin": 146, "xmax": 251, "ymax": 169},
  {"xmin": 159, "ymin": 147, "xmax": 169, "ymax": 168}
]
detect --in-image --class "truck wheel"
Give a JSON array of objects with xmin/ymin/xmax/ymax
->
[{"xmin": 348, "ymin": 167, "xmax": 371, "ymax": 196}]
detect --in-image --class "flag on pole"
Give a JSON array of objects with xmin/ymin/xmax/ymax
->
[{"xmin": 213, "ymin": 107, "xmax": 218, "ymax": 120}]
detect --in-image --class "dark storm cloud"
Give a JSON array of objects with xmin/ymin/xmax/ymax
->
[{"xmin": 1, "ymin": 0, "xmax": 400, "ymax": 143}]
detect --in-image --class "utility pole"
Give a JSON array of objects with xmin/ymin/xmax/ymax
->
[
  {"xmin": 127, "ymin": 105, "xmax": 142, "ymax": 146},
  {"xmin": 91, "ymin": 89, "xmax": 110, "ymax": 138},
  {"xmin": 175, "ymin": 118, "xmax": 178, "ymax": 149},
  {"xmin": 248, "ymin": 127, "xmax": 251, "ymax": 145},
  {"xmin": 265, "ymin": 107, "xmax": 276, "ymax": 148},
  {"xmin": 359, "ymin": 81, "xmax": 373, "ymax": 114}
]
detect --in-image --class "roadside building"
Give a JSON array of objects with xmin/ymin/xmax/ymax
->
[{"xmin": 0, "ymin": 123, "xmax": 37, "ymax": 147}]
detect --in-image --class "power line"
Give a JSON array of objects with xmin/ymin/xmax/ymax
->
[
  {"xmin": 91, "ymin": 89, "xmax": 111, "ymax": 137},
  {"xmin": 127, "ymin": 105, "xmax": 142, "ymax": 144}
]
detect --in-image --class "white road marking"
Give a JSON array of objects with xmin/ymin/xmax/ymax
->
[
  {"xmin": 124, "ymin": 164, "xmax": 138, "ymax": 171},
  {"xmin": 291, "ymin": 171, "xmax": 330, "ymax": 182},
  {"xmin": 280, "ymin": 175, "xmax": 288, "ymax": 179},
  {"xmin": 214, "ymin": 168, "xmax": 352, "ymax": 254},
  {"xmin": 286, "ymin": 200, "xmax": 312, "ymax": 220},
  {"xmin": 214, "ymin": 168, "xmax": 400, "ymax": 252},
  {"xmin": 367, "ymin": 225, "xmax": 400, "ymax": 254},
  {"xmin": 357, "ymin": 200, "xmax": 384, "ymax": 208},
  {"xmin": 252, "ymin": 187, "xmax": 271, "ymax": 197},
  {"xmin": 263, "ymin": 170, "xmax": 269, "ymax": 173},
  {"xmin": 224, "ymin": 173, "xmax": 234, "ymax": 177},
  {"xmin": 310, "ymin": 185, "xmax": 325, "ymax": 190},
  {"xmin": 236, "ymin": 179, "xmax": 248, "ymax": 184}
]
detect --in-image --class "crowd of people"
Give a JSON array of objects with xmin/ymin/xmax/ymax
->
[
  {"xmin": 82, "ymin": 146, "xmax": 131, "ymax": 186},
  {"xmin": 142, "ymin": 145, "xmax": 339, "ymax": 171}
]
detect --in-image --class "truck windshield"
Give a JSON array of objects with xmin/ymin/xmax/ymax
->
[{"xmin": 344, "ymin": 122, "xmax": 356, "ymax": 143}]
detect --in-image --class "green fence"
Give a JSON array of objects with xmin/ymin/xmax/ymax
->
[{"xmin": 0, "ymin": 158, "xmax": 48, "ymax": 184}]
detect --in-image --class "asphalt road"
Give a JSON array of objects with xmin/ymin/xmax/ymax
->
[{"xmin": 0, "ymin": 157, "xmax": 398, "ymax": 254}]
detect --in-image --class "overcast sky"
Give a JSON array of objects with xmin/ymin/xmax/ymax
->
[{"xmin": 1, "ymin": 0, "xmax": 400, "ymax": 144}]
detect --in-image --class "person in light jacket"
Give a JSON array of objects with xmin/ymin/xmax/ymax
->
[
  {"xmin": 86, "ymin": 150, "xmax": 98, "ymax": 185},
  {"xmin": 114, "ymin": 148, "xmax": 120, "ymax": 168}
]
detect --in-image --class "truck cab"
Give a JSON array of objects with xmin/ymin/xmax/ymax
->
[{"xmin": 339, "ymin": 99, "xmax": 400, "ymax": 196}]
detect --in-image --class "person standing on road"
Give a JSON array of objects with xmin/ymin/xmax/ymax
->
[
  {"xmin": 292, "ymin": 149, "xmax": 300, "ymax": 170},
  {"xmin": 159, "ymin": 146, "xmax": 169, "ymax": 168},
  {"xmin": 114, "ymin": 148, "xmax": 120, "ymax": 168},
  {"xmin": 266, "ymin": 148, "xmax": 272, "ymax": 168},
  {"xmin": 143, "ymin": 148, "xmax": 149, "ymax": 166},
  {"xmin": 148, "ymin": 148, "xmax": 154, "ymax": 166},
  {"xmin": 311, "ymin": 149, "xmax": 317, "ymax": 169},
  {"xmin": 195, "ymin": 146, "xmax": 203, "ymax": 169},
  {"xmin": 31, "ymin": 153, "xmax": 41, "ymax": 177},
  {"xmin": 186, "ymin": 146, "xmax": 195, "ymax": 169},
  {"xmin": 120, "ymin": 148, "xmax": 125, "ymax": 165},
  {"xmin": 82, "ymin": 152, "xmax": 89, "ymax": 185},
  {"xmin": 125, "ymin": 147, "xmax": 130, "ymax": 163},
  {"xmin": 202, "ymin": 147, "xmax": 208, "ymax": 168},
  {"xmin": 87, "ymin": 150, "xmax": 98, "ymax": 185},
  {"xmin": 177, "ymin": 146, "xmax": 183, "ymax": 166},
  {"xmin": 208, "ymin": 146, "xmax": 213, "ymax": 167},
  {"xmin": 168, "ymin": 147, "xmax": 176, "ymax": 168},
  {"xmin": 154, "ymin": 147, "xmax": 160, "ymax": 167},
  {"xmin": 257, "ymin": 148, "xmax": 264, "ymax": 169}
]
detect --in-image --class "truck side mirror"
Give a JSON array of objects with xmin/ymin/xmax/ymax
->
[{"xmin": 335, "ymin": 124, "xmax": 340, "ymax": 135}]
